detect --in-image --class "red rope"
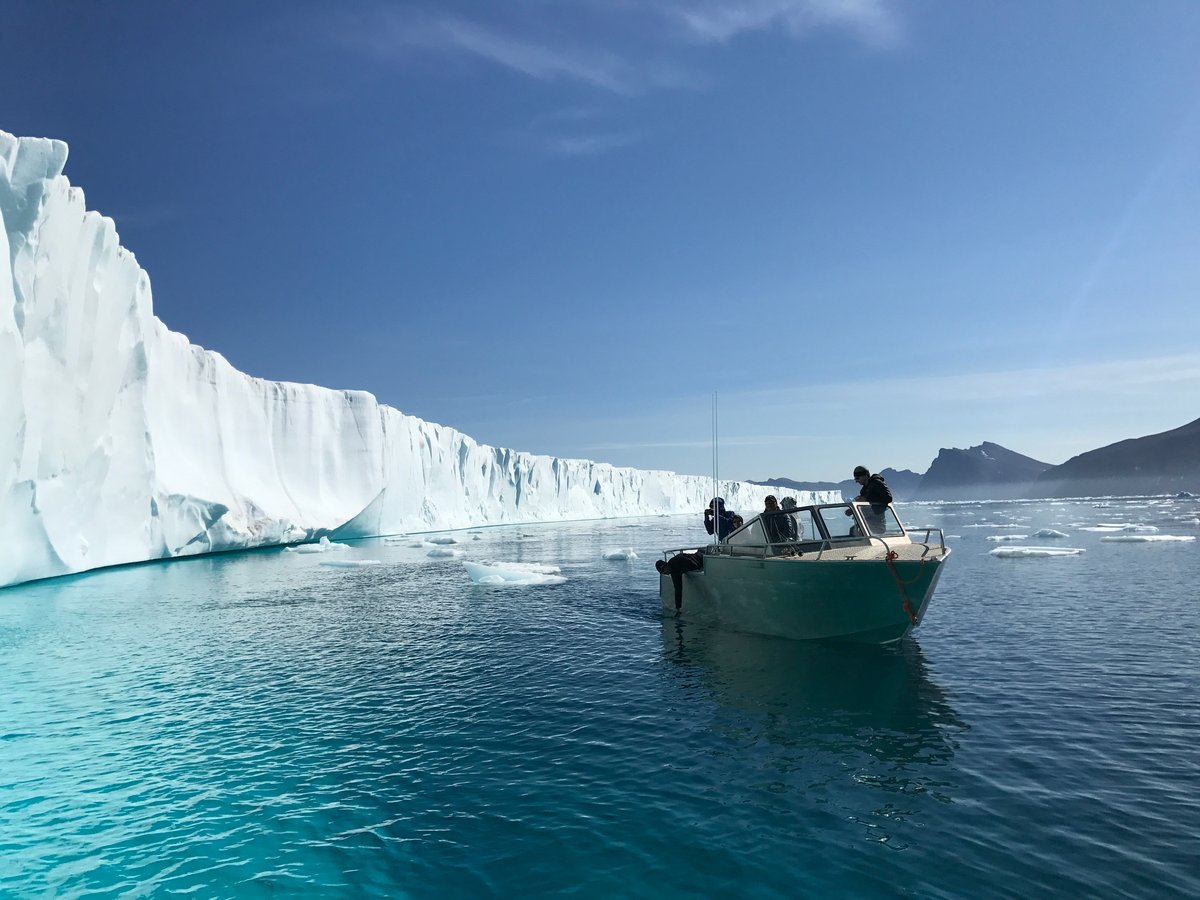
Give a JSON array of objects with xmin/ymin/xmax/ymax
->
[{"xmin": 885, "ymin": 550, "xmax": 918, "ymax": 625}]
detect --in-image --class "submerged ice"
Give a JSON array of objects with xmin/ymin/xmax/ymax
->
[{"xmin": 1, "ymin": 131, "xmax": 828, "ymax": 589}]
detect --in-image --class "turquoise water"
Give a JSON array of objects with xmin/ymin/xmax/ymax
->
[{"xmin": 2, "ymin": 497, "xmax": 1198, "ymax": 898}]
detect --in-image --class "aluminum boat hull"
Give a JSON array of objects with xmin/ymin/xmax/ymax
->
[{"xmin": 659, "ymin": 550, "xmax": 949, "ymax": 644}]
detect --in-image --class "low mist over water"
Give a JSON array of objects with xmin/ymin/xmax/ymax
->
[{"xmin": 2, "ymin": 497, "xmax": 1197, "ymax": 897}]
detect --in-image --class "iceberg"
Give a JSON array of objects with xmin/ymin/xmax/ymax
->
[
  {"xmin": 463, "ymin": 561, "xmax": 566, "ymax": 586},
  {"xmin": 1, "ymin": 130, "xmax": 832, "ymax": 589},
  {"xmin": 1099, "ymin": 535, "xmax": 1195, "ymax": 543},
  {"xmin": 989, "ymin": 546, "xmax": 1086, "ymax": 558}
]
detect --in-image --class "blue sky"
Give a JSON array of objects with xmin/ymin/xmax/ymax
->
[{"xmin": 3, "ymin": 1, "xmax": 1198, "ymax": 482}]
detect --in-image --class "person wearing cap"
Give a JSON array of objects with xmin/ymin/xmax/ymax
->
[
  {"xmin": 761, "ymin": 495, "xmax": 789, "ymax": 545},
  {"xmin": 852, "ymin": 466, "xmax": 893, "ymax": 534},
  {"xmin": 703, "ymin": 497, "xmax": 737, "ymax": 541},
  {"xmin": 779, "ymin": 497, "xmax": 800, "ymax": 540},
  {"xmin": 852, "ymin": 466, "xmax": 892, "ymax": 506}
]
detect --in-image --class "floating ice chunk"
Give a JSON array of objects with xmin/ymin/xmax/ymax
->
[
  {"xmin": 986, "ymin": 535, "xmax": 1028, "ymax": 542},
  {"xmin": 1120, "ymin": 524, "xmax": 1159, "ymax": 533},
  {"xmin": 427, "ymin": 536, "xmax": 458, "ymax": 545},
  {"xmin": 463, "ymin": 561, "xmax": 566, "ymax": 585},
  {"xmin": 990, "ymin": 546, "xmax": 1086, "ymax": 558},
  {"xmin": 603, "ymin": 547, "xmax": 638, "ymax": 560},
  {"xmin": 965, "ymin": 523, "xmax": 1025, "ymax": 529},
  {"xmin": 428, "ymin": 548, "xmax": 465, "ymax": 558},
  {"xmin": 296, "ymin": 536, "xmax": 350, "ymax": 553},
  {"xmin": 319, "ymin": 559, "xmax": 382, "ymax": 567},
  {"xmin": 1032, "ymin": 529, "xmax": 1069, "ymax": 539},
  {"xmin": 1100, "ymin": 535, "xmax": 1195, "ymax": 543}
]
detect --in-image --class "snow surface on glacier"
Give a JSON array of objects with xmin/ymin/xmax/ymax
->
[{"xmin": 0, "ymin": 130, "xmax": 834, "ymax": 589}]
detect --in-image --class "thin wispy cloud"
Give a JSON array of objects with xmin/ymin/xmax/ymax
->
[
  {"xmin": 542, "ymin": 131, "xmax": 642, "ymax": 156},
  {"xmin": 331, "ymin": 1, "xmax": 901, "ymax": 97},
  {"xmin": 582, "ymin": 435, "xmax": 788, "ymax": 451},
  {"xmin": 733, "ymin": 353, "xmax": 1200, "ymax": 413},
  {"xmin": 656, "ymin": 0, "xmax": 902, "ymax": 47},
  {"xmin": 338, "ymin": 10, "xmax": 667, "ymax": 94}
]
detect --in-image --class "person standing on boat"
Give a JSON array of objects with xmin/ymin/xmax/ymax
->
[
  {"xmin": 704, "ymin": 497, "xmax": 737, "ymax": 541},
  {"xmin": 852, "ymin": 466, "xmax": 892, "ymax": 533},
  {"xmin": 852, "ymin": 466, "xmax": 892, "ymax": 506}
]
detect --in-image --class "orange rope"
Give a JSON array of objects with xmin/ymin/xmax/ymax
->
[{"xmin": 884, "ymin": 550, "xmax": 921, "ymax": 625}]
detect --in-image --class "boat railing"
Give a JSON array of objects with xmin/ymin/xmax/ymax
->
[{"xmin": 903, "ymin": 526, "xmax": 947, "ymax": 554}]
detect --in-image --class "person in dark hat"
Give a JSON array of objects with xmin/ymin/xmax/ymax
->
[
  {"xmin": 852, "ymin": 466, "xmax": 893, "ymax": 534},
  {"xmin": 703, "ymin": 497, "xmax": 737, "ymax": 541},
  {"xmin": 761, "ymin": 494, "xmax": 788, "ymax": 545},
  {"xmin": 656, "ymin": 498, "xmax": 739, "ymax": 612},
  {"xmin": 852, "ymin": 466, "xmax": 892, "ymax": 506}
]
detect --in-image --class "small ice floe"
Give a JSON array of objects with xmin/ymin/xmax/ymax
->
[
  {"xmin": 463, "ymin": 561, "xmax": 566, "ymax": 586},
  {"xmin": 964, "ymin": 523, "xmax": 1025, "ymax": 529},
  {"xmin": 986, "ymin": 534, "xmax": 1028, "ymax": 542},
  {"xmin": 990, "ymin": 546, "xmax": 1086, "ymax": 558},
  {"xmin": 1080, "ymin": 523, "xmax": 1134, "ymax": 533},
  {"xmin": 1100, "ymin": 535, "xmax": 1196, "ymax": 543},
  {"xmin": 428, "ymin": 548, "xmax": 465, "ymax": 558},
  {"xmin": 1032, "ymin": 529, "xmax": 1069, "ymax": 539},
  {"xmin": 603, "ymin": 547, "xmax": 639, "ymax": 560},
  {"xmin": 319, "ymin": 559, "xmax": 382, "ymax": 568},
  {"xmin": 296, "ymin": 536, "xmax": 350, "ymax": 554},
  {"xmin": 427, "ymin": 536, "xmax": 458, "ymax": 545}
]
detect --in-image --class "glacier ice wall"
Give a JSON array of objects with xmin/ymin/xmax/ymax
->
[{"xmin": 0, "ymin": 130, "xmax": 835, "ymax": 589}]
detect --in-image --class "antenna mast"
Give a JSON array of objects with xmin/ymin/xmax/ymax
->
[{"xmin": 711, "ymin": 391, "xmax": 719, "ymax": 546}]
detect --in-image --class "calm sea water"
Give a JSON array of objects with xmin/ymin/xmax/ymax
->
[{"xmin": 2, "ymin": 497, "xmax": 1198, "ymax": 898}]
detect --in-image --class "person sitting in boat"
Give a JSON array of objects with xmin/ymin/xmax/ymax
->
[
  {"xmin": 852, "ymin": 466, "xmax": 892, "ymax": 533},
  {"xmin": 761, "ymin": 495, "xmax": 791, "ymax": 545},
  {"xmin": 704, "ymin": 497, "xmax": 737, "ymax": 541},
  {"xmin": 779, "ymin": 497, "xmax": 801, "ymax": 540}
]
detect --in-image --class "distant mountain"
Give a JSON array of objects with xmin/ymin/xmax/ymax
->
[
  {"xmin": 1031, "ymin": 417, "xmax": 1200, "ymax": 498},
  {"xmin": 911, "ymin": 442, "xmax": 1051, "ymax": 501},
  {"xmin": 751, "ymin": 419, "xmax": 1200, "ymax": 503},
  {"xmin": 751, "ymin": 468, "xmax": 923, "ymax": 502}
]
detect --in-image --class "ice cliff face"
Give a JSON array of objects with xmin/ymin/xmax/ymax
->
[{"xmin": 1, "ymin": 130, "xmax": 833, "ymax": 589}]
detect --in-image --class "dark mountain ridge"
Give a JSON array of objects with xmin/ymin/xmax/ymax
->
[
  {"xmin": 751, "ymin": 416, "xmax": 1200, "ymax": 501},
  {"xmin": 1031, "ymin": 416, "xmax": 1200, "ymax": 498},
  {"xmin": 911, "ymin": 442, "xmax": 1051, "ymax": 501}
]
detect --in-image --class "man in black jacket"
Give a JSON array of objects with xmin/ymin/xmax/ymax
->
[
  {"xmin": 852, "ymin": 466, "xmax": 892, "ymax": 505},
  {"xmin": 852, "ymin": 466, "xmax": 892, "ymax": 534}
]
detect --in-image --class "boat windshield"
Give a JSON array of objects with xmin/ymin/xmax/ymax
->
[
  {"xmin": 816, "ymin": 504, "xmax": 862, "ymax": 539},
  {"xmin": 726, "ymin": 508, "xmax": 819, "ymax": 549},
  {"xmin": 852, "ymin": 502, "xmax": 906, "ymax": 537}
]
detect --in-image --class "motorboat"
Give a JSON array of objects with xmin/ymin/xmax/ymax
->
[{"xmin": 657, "ymin": 501, "xmax": 950, "ymax": 644}]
